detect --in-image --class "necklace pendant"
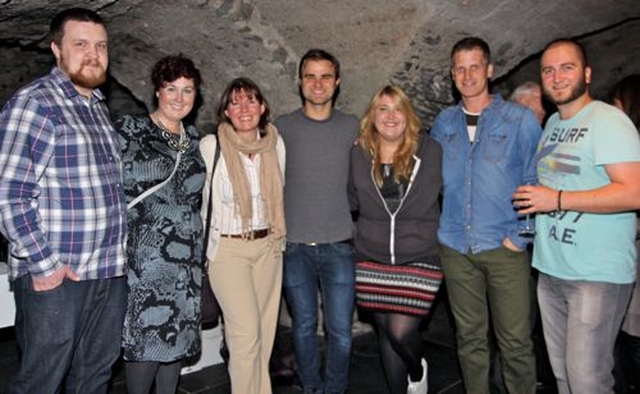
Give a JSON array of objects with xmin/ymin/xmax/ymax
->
[{"xmin": 155, "ymin": 115, "xmax": 190, "ymax": 153}]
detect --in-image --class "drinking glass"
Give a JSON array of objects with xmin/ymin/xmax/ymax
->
[{"xmin": 518, "ymin": 182, "xmax": 536, "ymax": 237}]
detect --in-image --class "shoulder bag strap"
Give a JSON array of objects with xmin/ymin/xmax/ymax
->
[
  {"xmin": 203, "ymin": 135, "xmax": 221, "ymax": 262},
  {"xmin": 127, "ymin": 152, "xmax": 182, "ymax": 210}
]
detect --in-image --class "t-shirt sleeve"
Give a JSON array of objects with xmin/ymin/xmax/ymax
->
[{"xmin": 593, "ymin": 108, "xmax": 640, "ymax": 166}]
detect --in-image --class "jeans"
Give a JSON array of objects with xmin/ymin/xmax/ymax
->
[
  {"xmin": 9, "ymin": 275, "xmax": 127, "ymax": 394},
  {"xmin": 440, "ymin": 245, "xmax": 537, "ymax": 394},
  {"xmin": 283, "ymin": 241, "xmax": 355, "ymax": 394},
  {"xmin": 537, "ymin": 273, "xmax": 633, "ymax": 394}
]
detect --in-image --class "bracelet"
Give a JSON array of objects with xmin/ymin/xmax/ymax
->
[{"xmin": 557, "ymin": 190, "xmax": 563, "ymax": 212}]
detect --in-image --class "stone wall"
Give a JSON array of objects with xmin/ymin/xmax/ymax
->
[{"xmin": 1, "ymin": 1, "xmax": 639, "ymax": 131}]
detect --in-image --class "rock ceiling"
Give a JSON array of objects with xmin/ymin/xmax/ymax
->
[{"xmin": 1, "ymin": 0, "xmax": 639, "ymax": 131}]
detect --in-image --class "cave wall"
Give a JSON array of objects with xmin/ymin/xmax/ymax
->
[
  {"xmin": 494, "ymin": 18, "xmax": 640, "ymax": 104},
  {"xmin": 1, "ymin": 0, "xmax": 639, "ymax": 133}
]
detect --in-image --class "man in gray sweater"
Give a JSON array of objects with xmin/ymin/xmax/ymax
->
[{"xmin": 275, "ymin": 49, "xmax": 358, "ymax": 394}]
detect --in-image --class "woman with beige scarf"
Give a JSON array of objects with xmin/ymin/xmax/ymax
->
[{"xmin": 199, "ymin": 77, "xmax": 286, "ymax": 394}]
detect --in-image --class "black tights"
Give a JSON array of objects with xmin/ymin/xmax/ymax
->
[
  {"xmin": 125, "ymin": 359, "xmax": 183, "ymax": 394},
  {"xmin": 373, "ymin": 312, "xmax": 424, "ymax": 394}
]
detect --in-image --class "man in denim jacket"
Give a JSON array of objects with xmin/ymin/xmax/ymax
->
[{"xmin": 431, "ymin": 37, "xmax": 541, "ymax": 394}]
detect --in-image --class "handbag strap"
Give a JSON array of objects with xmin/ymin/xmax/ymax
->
[
  {"xmin": 127, "ymin": 152, "xmax": 182, "ymax": 210},
  {"xmin": 203, "ymin": 135, "xmax": 221, "ymax": 265}
]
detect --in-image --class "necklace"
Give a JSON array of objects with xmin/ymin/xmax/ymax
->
[{"xmin": 152, "ymin": 113, "xmax": 190, "ymax": 153}]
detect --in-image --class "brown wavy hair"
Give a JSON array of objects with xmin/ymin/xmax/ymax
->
[{"xmin": 358, "ymin": 85, "xmax": 421, "ymax": 187}]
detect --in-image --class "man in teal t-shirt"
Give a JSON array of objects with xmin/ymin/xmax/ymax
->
[
  {"xmin": 535, "ymin": 101, "xmax": 639, "ymax": 283},
  {"xmin": 514, "ymin": 38, "xmax": 640, "ymax": 394}
]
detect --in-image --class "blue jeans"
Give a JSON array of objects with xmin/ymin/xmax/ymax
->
[
  {"xmin": 283, "ymin": 241, "xmax": 355, "ymax": 394},
  {"xmin": 537, "ymin": 273, "xmax": 633, "ymax": 394},
  {"xmin": 9, "ymin": 275, "xmax": 127, "ymax": 394}
]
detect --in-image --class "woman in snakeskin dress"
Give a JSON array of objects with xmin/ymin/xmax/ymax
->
[{"xmin": 116, "ymin": 54, "xmax": 206, "ymax": 394}]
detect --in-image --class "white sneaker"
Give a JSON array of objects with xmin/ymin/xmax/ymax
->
[{"xmin": 407, "ymin": 358, "xmax": 428, "ymax": 394}]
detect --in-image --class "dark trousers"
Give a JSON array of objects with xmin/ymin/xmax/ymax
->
[
  {"xmin": 614, "ymin": 330, "xmax": 640, "ymax": 393},
  {"xmin": 9, "ymin": 275, "xmax": 127, "ymax": 394},
  {"xmin": 440, "ymin": 245, "xmax": 537, "ymax": 394}
]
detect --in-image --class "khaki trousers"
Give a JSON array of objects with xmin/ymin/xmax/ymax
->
[{"xmin": 209, "ymin": 236, "xmax": 283, "ymax": 394}]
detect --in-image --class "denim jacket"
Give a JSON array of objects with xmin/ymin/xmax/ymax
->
[{"xmin": 431, "ymin": 95, "xmax": 542, "ymax": 253}]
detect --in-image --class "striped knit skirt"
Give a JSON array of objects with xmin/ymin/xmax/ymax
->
[{"xmin": 355, "ymin": 260, "xmax": 443, "ymax": 316}]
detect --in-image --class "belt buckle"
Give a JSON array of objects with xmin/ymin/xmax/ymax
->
[
  {"xmin": 255, "ymin": 229, "xmax": 269, "ymax": 239},
  {"xmin": 306, "ymin": 242, "xmax": 318, "ymax": 247}
]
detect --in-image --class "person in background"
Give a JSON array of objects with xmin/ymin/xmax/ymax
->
[
  {"xmin": 612, "ymin": 74, "xmax": 640, "ymax": 127},
  {"xmin": 200, "ymin": 77, "xmax": 286, "ymax": 394},
  {"xmin": 514, "ymin": 39, "xmax": 640, "ymax": 394},
  {"xmin": 430, "ymin": 36, "xmax": 541, "ymax": 394},
  {"xmin": 348, "ymin": 85, "xmax": 443, "ymax": 394},
  {"xmin": 610, "ymin": 74, "xmax": 640, "ymax": 393},
  {"xmin": 510, "ymin": 81, "xmax": 547, "ymax": 125},
  {"xmin": 117, "ymin": 54, "xmax": 205, "ymax": 394},
  {"xmin": 0, "ymin": 8, "xmax": 128, "ymax": 393},
  {"xmin": 275, "ymin": 49, "xmax": 359, "ymax": 394}
]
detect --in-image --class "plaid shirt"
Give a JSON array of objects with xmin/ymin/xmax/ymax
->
[{"xmin": 0, "ymin": 67, "xmax": 127, "ymax": 280}]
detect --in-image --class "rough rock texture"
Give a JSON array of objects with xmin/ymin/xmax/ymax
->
[
  {"xmin": 495, "ymin": 18, "xmax": 640, "ymax": 104},
  {"xmin": 1, "ymin": 0, "xmax": 639, "ymax": 132}
]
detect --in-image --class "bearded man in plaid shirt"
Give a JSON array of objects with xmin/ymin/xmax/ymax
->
[{"xmin": 0, "ymin": 8, "xmax": 127, "ymax": 394}]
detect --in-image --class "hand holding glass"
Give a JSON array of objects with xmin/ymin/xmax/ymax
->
[{"xmin": 516, "ymin": 183, "xmax": 536, "ymax": 237}]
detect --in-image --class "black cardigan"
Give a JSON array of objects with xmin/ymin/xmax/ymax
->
[{"xmin": 348, "ymin": 132, "xmax": 442, "ymax": 265}]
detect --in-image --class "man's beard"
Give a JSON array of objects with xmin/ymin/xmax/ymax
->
[
  {"xmin": 544, "ymin": 76, "xmax": 588, "ymax": 106},
  {"xmin": 68, "ymin": 63, "xmax": 107, "ymax": 90},
  {"xmin": 61, "ymin": 57, "xmax": 107, "ymax": 91}
]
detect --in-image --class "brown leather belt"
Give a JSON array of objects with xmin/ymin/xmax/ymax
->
[{"xmin": 221, "ymin": 228, "xmax": 270, "ymax": 239}]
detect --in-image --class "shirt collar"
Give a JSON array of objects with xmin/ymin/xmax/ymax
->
[
  {"xmin": 457, "ymin": 94, "xmax": 503, "ymax": 114},
  {"xmin": 50, "ymin": 66, "xmax": 106, "ymax": 104}
]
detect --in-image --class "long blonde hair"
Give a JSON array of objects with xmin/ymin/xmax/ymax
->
[{"xmin": 358, "ymin": 85, "xmax": 422, "ymax": 186}]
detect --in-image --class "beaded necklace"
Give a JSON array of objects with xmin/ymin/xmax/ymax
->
[{"xmin": 151, "ymin": 113, "xmax": 190, "ymax": 153}]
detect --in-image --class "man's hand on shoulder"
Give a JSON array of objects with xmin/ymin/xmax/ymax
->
[{"xmin": 31, "ymin": 265, "xmax": 80, "ymax": 292}]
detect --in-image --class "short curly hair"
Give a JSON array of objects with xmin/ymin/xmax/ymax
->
[{"xmin": 151, "ymin": 54, "xmax": 202, "ymax": 91}]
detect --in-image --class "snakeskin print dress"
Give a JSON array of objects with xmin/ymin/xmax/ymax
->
[{"xmin": 117, "ymin": 114, "xmax": 206, "ymax": 362}]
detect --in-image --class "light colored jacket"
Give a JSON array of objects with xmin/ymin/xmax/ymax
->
[{"xmin": 199, "ymin": 132, "xmax": 286, "ymax": 261}]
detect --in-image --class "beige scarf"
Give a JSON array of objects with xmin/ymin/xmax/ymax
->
[{"xmin": 217, "ymin": 122, "xmax": 286, "ymax": 240}]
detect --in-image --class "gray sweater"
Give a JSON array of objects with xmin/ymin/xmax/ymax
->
[{"xmin": 275, "ymin": 108, "xmax": 359, "ymax": 243}]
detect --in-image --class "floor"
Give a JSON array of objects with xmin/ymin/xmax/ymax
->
[{"xmin": 0, "ymin": 286, "xmax": 558, "ymax": 394}]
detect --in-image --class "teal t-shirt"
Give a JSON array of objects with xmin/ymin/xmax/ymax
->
[{"xmin": 533, "ymin": 101, "xmax": 640, "ymax": 284}]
